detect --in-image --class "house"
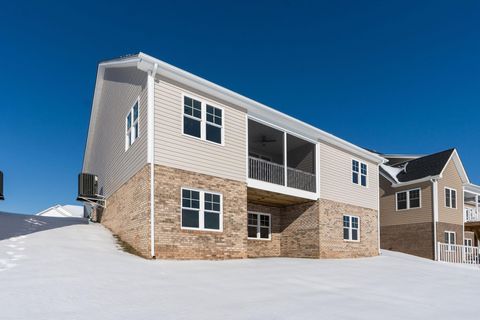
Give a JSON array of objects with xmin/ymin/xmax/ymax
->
[
  {"xmin": 80, "ymin": 52, "xmax": 385, "ymax": 260},
  {"xmin": 379, "ymin": 148, "xmax": 480, "ymax": 260},
  {"xmin": 36, "ymin": 204, "xmax": 84, "ymax": 218}
]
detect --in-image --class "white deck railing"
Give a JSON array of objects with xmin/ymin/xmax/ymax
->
[
  {"xmin": 248, "ymin": 157, "xmax": 285, "ymax": 186},
  {"xmin": 438, "ymin": 243, "xmax": 480, "ymax": 265},
  {"xmin": 465, "ymin": 208, "xmax": 480, "ymax": 222},
  {"xmin": 248, "ymin": 157, "xmax": 316, "ymax": 192}
]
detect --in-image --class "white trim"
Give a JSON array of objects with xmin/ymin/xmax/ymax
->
[
  {"xmin": 351, "ymin": 158, "xmax": 368, "ymax": 188},
  {"xmin": 181, "ymin": 93, "xmax": 225, "ymax": 146},
  {"xmin": 125, "ymin": 98, "xmax": 140, "ymax": 151},
  {"xmin": 247, "ymin": 211, "xmax": 272, "ymax": 241},
  {"xmin": 390, "ymin": 175, "xmax": 441, "ymax": 188},
  {"xmin": 444, "ymin": 187, "xmax": 458, "ymax": 209},
  {"xmin": 283, "ymin": 131, "xmax": 287, "ymax": 187},
  {"xmin": 248, "ymin": 115, "xmax": 317, "ymax": 144},
  {"xmin": 343, "ymin": 215, "xmax": 360, "ymax": 242},
  {"xmin": 180, "ymin": 187, "xmax": 223, "ymax": 232},
  {"xmin": 377, "ymin": 164, "xmax": 381, "ymax": 254},
  {"xmin": 247, "ymin": 178, "xmax": 318, "ymax": 201},
  {"xmin": 316, "ymin": 142, "xmax": 321, "ymax": 198},
  {"xmin": 432, "ymin": 179, "xmax": 439, "ymax": 260},
  {"xmin": 147, "ymin": 64, "xmax": 157, "ymax": 258},
  {"xmin": 395, "ymin": 188, "xmax": 422, "ymax": 211}
]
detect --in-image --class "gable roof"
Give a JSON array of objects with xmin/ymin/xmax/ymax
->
[
  {"xmin": 83, "ymin": 52, "xmax": 386, "ymax": 169},
  {"xmin": 380, "ymin": 148, "xmax": 470, "ymax": 186}
]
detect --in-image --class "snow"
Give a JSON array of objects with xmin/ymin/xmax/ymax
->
[
  {"xmin": 0, "ymin": 212, "xmax": 479, "ymax": 320},
  {"xmin": 36, "ymin": 204, "xmax": 84, "ymax": 218}
]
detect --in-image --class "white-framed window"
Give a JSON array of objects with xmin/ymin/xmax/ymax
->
[
  {"xmin": 343, "ymin": 215, "xmax": 360, "ymax": 241},
  {"xmin": 444, "ymin": 231, "xmax": 456, "ymax": 251},
  {"xmin": 247, "ymin": 212, "xmax": 271, "ymax": 240},
  {"xmin": 181, "ymin": 188, "xmax": 222, "ymax": 231},
  {"xmin": 445, "ymin": 187, "xmax": 457, "ymax": 209},
  {"xmin": 125, "ymin": 101, "xmax": 139, "ymax": 150},
  {"xmin": 465, "ymin": 238, "xmax": 473, "ymax": 247},
  {"xmin": 396, "ymin": 188, "xmax": 421, "ymax": 211},
  {"xmin": 352, "ymin": 159, "xmax": 367, "ymax": 187},
  {"xmin": 183, "ymin": 95, "xmax": 224, "ymax": 145}
]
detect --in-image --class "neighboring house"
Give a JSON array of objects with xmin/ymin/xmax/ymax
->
[
  {"xmin": 37, "ymin": 205, "xmax": 84, "ymax": 218},
  {"xmin": 379, "ymin": 148, "xmax": 480, "ymax": 260},
  {"xmin": 80, "ymin": 52, "xmax": 385, "ymax": 260}
]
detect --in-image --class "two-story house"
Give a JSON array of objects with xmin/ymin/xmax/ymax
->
[
  {"xmin": 80, "ymin": 52, "xmax": 384, "ymax": 260},
  {"xmin": 379, "ymin": 149, "xmax": 480, "ymax": 260}
]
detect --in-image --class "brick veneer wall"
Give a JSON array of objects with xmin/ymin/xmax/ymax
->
[
  {"xmin": 381, "ymin": 222, "xmax": 434, "ymax": 259},
  {"xmin": 436, "ymin": 222, "xmax": 464, "ymax": 245},
  {"xmin": 318, "ymin": 199, "xmax": 379, "ymax": 258},
  {"xmin": 247, "ymin": 203, "xmax": 282, "ymax": 257},
  {"xmin": 154, "ymin": 165, "xmax": 248, "ymax": 259},
  {"xmin": 95, "ymin": 164, "xmax": 151, "ymax": 258}
]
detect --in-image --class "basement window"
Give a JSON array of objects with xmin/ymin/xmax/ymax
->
[
  {"xmin": 445, "ymin": 188, "xmax": 457, "ymax": 209},
  {"xmin": 181, "ymin": 188, "xmax": 222, "ymax": 231},
  {"xmin": 445, "ymin": 231, "xmax": 456, "ymax": 251},
  {"xmin": 248, "ymin": 212, "xmax": 271, "ymax": 240},
  {"xmin": 125, "ymin": 101, "xmax": 139, "ymax": 150},
  {"xmin": 396, "ymin": 188, "xmax": 421, "ymax": 211},
  {"xmin": 343, "ymin": 215, "xmax": 359, "ymax": 241}
]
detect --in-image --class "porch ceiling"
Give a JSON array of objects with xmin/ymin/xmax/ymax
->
[{"xmin": 247, "ymin": 187, "xmax": 314, "ymax": 207}]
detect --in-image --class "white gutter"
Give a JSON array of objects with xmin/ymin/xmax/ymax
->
[
  {"xmin": 390, "ymin": 175, "xmax": 441, "ymax": 188},
  {"xmin": 148, "ymin": 63, "xmax": 158, "ymax": 258},
  {"xmin": 432, "ymin": 178, "xmax": 439, "ymax": 260},
  {"xmin": 377, "ymin": 164, "xmax": 381, "ymax": 255}
]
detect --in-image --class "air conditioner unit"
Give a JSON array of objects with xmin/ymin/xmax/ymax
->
[
  {"xmin": 77, "ymin": 173, "xmax": 99, "ymax": 200},
  {"xmin": 0, "ymin": 171, "xmax": 4, "ymax": 201}
]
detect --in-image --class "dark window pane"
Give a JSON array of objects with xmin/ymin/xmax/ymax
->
[
  {"xmin": 182, "ymin": 189, "xmax": 189, "ymax": 198},
  {"xmin": 204, "ymin": 211, "xmax": 220, "ymax": 230},
  {"xmin": 212, "ymin": 203, "xmax": 220, "ymax": 211},
  {"xmin": 182, "ymin": 209, "xmax": 199, "ymax": 228},
  {"xmin": 352, "ymin": 217, "xmax": 358, "ymax": 228},
  {"xmin": 193, "ymin": 109, "xmax": 201, "ymax": 119},
  {"xmin": 260, "ymin": 215, "xmax": 270, "ymax": 227},
  {"xmin": 260, "ymin": 227, "xmax": 269, "ymax": 239},
  {"xmin": 193, "ymin": 99, "xmax": 201, "ymax": 110},
  {"xmin": 212, "ymin": 194, "xmax": 220, "ymax": 203},
  {"xmin": 205, "ymin": 201, "xmax": 212, "ymax": 211},
  {"xmin": 444, "ymin": 232, "xmax": 449, "ymax": 243},
  {"xmin": 352, "ymin": 172, "xmax": 359, "ymax": 184},
  {"xmin": 184, "ymin": 117, "xmax": 201, "ymax": 138},
  {"xmin": 343, "ymin": 227, "xmax": 349, "ymax": 240},
  {"xmin": 352, "ymin": 229, "xmax": 358, "ymax": 241},
  {"xmin": 134, "ymin": 123, "xmax": 139, "ymax": 139},
  {"xmin": 452, "ymin": 190, "xmax": 457, "ymax": 208},
  {"xmin": 133, "ymin": 103, "xmax": 139, "ymax": 120},
  {"xmin": 410, "ymin": 198, "xmax": 420, "ymax": 208},
  {"xmin": 207, "ymin": 105, "xmax": 213, "ymax": 114},
  {"xmin": 445, "ymin": 189, "xmax": 451, "ymax": 207},
  {"xmin": 192, "ymin": 200, "xmax": 200, "ymax": 209},
  {"xmin": 205, "ymin": 193, "xmax": 212, "ymax": 202},
  {"xmin": 184, "ymin": 96, "xmax": 192, "ymax": 106},
  {"xmin": 192, "ymin": 191, "xmax": 199, "ymax": 200},
  {"xmin": 352, "ymin": 160, "xmax": 359, "ymax": 172},
  {"xmin": 397, "ymin": 200, "xmax": 407, "ymax": 210},
  {"xmin": 248, "ymin": 214, "xmax": 257, "ymax": 225},
  {"xmin": 361, "ymin": 175, "xmax": 367, "ymax": 186},
  {"xmin": 182, "ymin": 199, "xmax": 190, "ymax": 208},
  {"xmin": 343, "ymin": 216, "xmax": 350, "ymax": 228},
  {"xmin": 248, "ymin": 226, "xmax": 257, "ymax": 238},
  {"xmin": 361, "ymin": 163, "xmax": 367, "ymax": 175},
  {"xmin": 206, "ymin": 124, "xmax": 222, "ymax": 144},
  {"xmin": 127, "ymin": 113, "xmax": 132, "ymax": 129}
]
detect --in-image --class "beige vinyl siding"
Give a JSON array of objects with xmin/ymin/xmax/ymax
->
[
  {"xmin": 83, "ymin": 67, "xmax": 148, "ymax": 197},
  {"xmin": 438, "ymin": 159, "xmax": 464, "ymax": 225},
  {"xmin": 153, "ymin": 77, "xmax": 247, "ymax": 182},
  {"xmin": 380, "ymin": 176, "xmax": 433, "ymax": 226},
  {"xmin": 319, "ymin": 141, "xmax": 378, "ymax": 210}
]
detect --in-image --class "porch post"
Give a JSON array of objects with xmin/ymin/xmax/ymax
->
[
  {"xmin": 283, "ymin": 132, "xmax": 287, "ymax": 187},
  {"xmin": 476, "ymin": 194, "xmax": 479, "ymax": 213}
]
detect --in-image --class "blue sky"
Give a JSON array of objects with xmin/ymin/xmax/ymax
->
[{"xmin": 0, "ymin": 0, "xmax": 479, "ymax": 214}]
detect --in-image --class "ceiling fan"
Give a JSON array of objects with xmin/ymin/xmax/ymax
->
[{"xmin": 254, "ymin": 135, "xmax": 277, "ymax": 147}]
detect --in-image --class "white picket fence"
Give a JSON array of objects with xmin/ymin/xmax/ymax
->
[{"xmin": 437, "ymin": 243, "xmax": 480, "ymax": 265}]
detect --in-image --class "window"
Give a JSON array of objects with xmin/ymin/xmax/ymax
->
[
  {"xmin": 396, "ymin": 188, "xmax": 421, "ymax": 210},
  {"xmin": 181, "ymin": 188, "xmax": 222, "ymax": 231},
  {"xmin": 352, "ymin": 160, "xmax": 367, "ymax": 187},
  {"xmin": 125, "ymin": 101, "xmax": 139, "ymax": 150},
  {"xmin": 465, "ymin": 239, "xmax": 473, "ymax": 247},
  {"xmin": 183, "ymin": 95, "xmax": 223, "ymax": 144},
  {"xmin": 444, "ymin": 231, "xmax": 456, "ymax": 251},
  {"xmin": 343, "ymin": 215, "xmax": 359, "ymax": 241},
  {"xmin": 445, "ymin": 188, "xmax": 457, "ymax": 209},
  {"xmin": 248, "ymin": 212, "xmax": 271, "ymax": 240}
]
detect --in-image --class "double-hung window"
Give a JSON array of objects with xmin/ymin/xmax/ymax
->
[
  {"xmin": 183, "ymin": 95, "xmax": 223, "ymax": 144},
  {"xmin": 247, "ymin": 212, "xmax": 271, "ymax": 240},
  {"xmin": 181, "ymin": 188, "xmax": 222, "ymax": 231},
  {"xmin": 343, "ymin": 215, "xmax": 359, "ymax": 241},
  {"xmin": 445, "ymin": 188, "xmax": 457, "ymax": 209},
  {"xmin": 396, "ymin": 188, "xmax": 421, "ymax": 210},
  {"xmin": 352, "ymin": 160, "xmax": 367, "ymax": 187},
  {"xmin": 125, "ymin": 101, "xmax": 139, "ymax": 150},
  {"xmin": 444, "ymin": 231, "xmax": 456, "ymax": 251}
]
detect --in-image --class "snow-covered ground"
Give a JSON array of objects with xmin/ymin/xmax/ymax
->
[{"xmin": 0, "ymin": 212, "xmax": 478, "ymax": 320}]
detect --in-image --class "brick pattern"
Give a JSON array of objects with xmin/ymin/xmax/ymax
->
[
  {"xmin": 381, "ymin": 223, "xmax": 434, "ymax": 259},
  {"xmin": 465, "ymin": 231, "xmax": 475, "ymax": 245},
  {"xmin": 94, "ymin": 164, "xmax": 151, "ymax": 258},
  {"xmin": 246, "ymin": 203, "xmax": 282, "ymax": 258},
  {"xmin": 436, "ymin": 222, "xmax": 464, "ymax": 245},
  {"xmin": 154, "ymin": 165, "xmax": 248, "ymax": 259},
  {"xmin": 318, "ymin": 199, "xmax": 379, "ymax": 258}
]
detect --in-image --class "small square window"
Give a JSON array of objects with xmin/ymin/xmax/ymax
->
[
  {"xmin": 343, "ymin": 215, "xmax": 360, "ymax": 241},
  {"xmin": 248, "ymin": 213, "xmax": 271, "ymax": 240}
]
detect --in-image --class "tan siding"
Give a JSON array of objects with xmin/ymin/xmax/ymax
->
[
  {"xmin": 380, "ymin": 176, "xmax": 433, "ymax": 226},
  {"xmin": 319, "ymin": 142, "xmax": 378, "ymax": 210},
  {"xmin": 153, "ymin": 77, "xmax": 246, "ymax": 182},
  {"xmin": 83, "ymin": 67, "xmax": 148, "ymax": 197},
  {"xmin": 438, "ymin": 159, "xmax": 464, "ymax": 225}
]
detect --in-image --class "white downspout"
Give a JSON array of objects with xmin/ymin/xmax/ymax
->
[
  {"xmin": 377, "ymin": 164, "xmax": 381, "ymax": 255},
  {"xmin": 148, "ymin": 63, "xmax": 158, "ymax": 258},
  {"xmin": 432, "ymin": 179, "xmax": 439, "ymax": 260}
]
